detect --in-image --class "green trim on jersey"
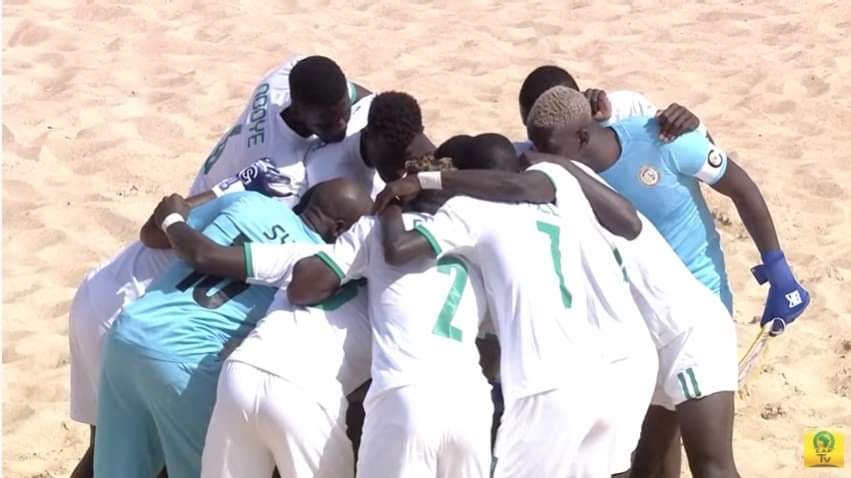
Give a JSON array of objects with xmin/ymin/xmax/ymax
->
[
  {"xmin": 348, "ymin": 81, "xmax": 357, "ymax": 103},
  {"xmin": 316, "ymin": 251, "xmax": 345, "ymax": 280},
  {"xmin": 243, "ymin": 243, "xmax": 254, "ymax": 279},
  {"xmin": 413, "ymin": 224, "xmax": 443, "ymax": 256}
]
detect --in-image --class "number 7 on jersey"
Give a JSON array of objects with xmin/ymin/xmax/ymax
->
[{"xmin": 537, "ymin": 221, "xmax": 572, "ymax": 309}]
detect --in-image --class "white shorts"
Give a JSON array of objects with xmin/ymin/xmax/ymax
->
[
  {"xmin": 608, "ymin": 338, "xmax": 658, "ymax": 474},
  {"xmin": 69, "ymin": 280, "xmax": 122, "ymax": 424},
  {"xmin": 357, "ymin": 382, "xmax": 493, "ymax": 478},
  {"xmin": 493, "ymin": 385, "xmax": 614, "ymax": 478},
  {"xmin": 201, "ymin": 360, "xmax": 354, "ymax": 478},
  {"xmin": 652, "ymin": 316, "xmax": 738, "ymax": 410}
]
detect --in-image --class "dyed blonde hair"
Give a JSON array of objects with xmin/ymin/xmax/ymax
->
[{"xmin": 526, "ymin": 85, "xmax": 592, "ymax": 129}]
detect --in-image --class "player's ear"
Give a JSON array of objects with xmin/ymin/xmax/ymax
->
[
  {"xmin": 332, "ymin": 218, "xmax": 348, "ymax": 240},
  {"xmin": 577, "ymin": 128, "xmax": 590, "ymax": 146}
]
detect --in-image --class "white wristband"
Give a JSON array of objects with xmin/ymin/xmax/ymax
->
[
  {"xmin": 160, "ymin": 212, "xmax": 186, "ymax": 231},
  {"xmin": 212, "ymin": 178, "xmax": 245, "ymax": 197},
  {"xmin": 417, "ymin": 171, "xmax": 442, "ymax": 190}
]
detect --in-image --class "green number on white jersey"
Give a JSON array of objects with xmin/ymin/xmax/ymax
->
[
  {"xmin": 536, "ymin": 221, "xmax": 572, "ymax": 308},
  {"xmin": 613, "ymin": 248, "xmax": 628, "ymax": 282},
  {"xmin": 433, "ymin": 256, "xmax": 468, "ymax": 342},
  {"xmin": 202, "ymin": 125, "xmax": 242, "ymax": 174}
]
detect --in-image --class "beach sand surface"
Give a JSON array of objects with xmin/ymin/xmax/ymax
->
[{"xmin": 3, "ymin": 1, "xmax": 851, "ymax": 476}]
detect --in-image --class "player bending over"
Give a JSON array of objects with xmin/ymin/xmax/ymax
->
[
  {"xmin": 69, "ymin": 54, "xmax": 374, "ymax": 478},
  {"xmin": 68, "ymin": 160, "xmax": 289, "ymax": 478},
  {"xmin": 287, "ymin": 155, "xmax": 493, "ymax": 478},
  {"xmin": 191, "ymin": 55, "xmax": 373, "ymax": 195},
  {"xmin": 377, "ymin": 131, "xmax": 746, "ymax": 477},
  {"xmin": 93, "ymin": 179, "xmax": 371, "ymax": 478},
  {"xmin": 371, "ymin": 141, "xmax": 654, "ymax": 476},
  {"xmin": 376, "ymin": 133, "xmax": 661, "ymax": 477}
]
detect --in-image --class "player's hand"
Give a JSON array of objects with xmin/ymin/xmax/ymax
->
[
  {"xmin": 373, "ymin": 175, "xmax": 422, "ymax": 214},
  {"xmin": 752, "ymin": 250, "xmax": 811, "ymax": 335},
  {"xmin": 153, "ymin": 193, "xmax": 190, "ymax": 225},
  {"xmin": 583, "ymin": 88, "xmax": 612, "ymax": 122},
  {"xmin": 656, "ymin": 104, "xmax": 700, "ymax": 142},
  {"xmin": 214, "ymin": 158, "xmax": 296, "ymax": 198}
]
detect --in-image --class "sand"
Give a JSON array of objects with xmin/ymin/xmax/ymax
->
[{"xmin": 3, "ymin": 0, "xmax": 851, "ymax": 476}]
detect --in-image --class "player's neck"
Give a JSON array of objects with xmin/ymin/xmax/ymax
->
[
  {"xmin": 583, "ymin": 126, "xmax": 622, "ymax": 173},
  {"xmin": 280, "ymin": 107, "xmax": 311, "ymax": 138}
]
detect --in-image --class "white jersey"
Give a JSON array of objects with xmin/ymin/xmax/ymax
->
[
  {"xmin": 528, "ymin": 162, "xmax": 652, "ymax": 362},
  {"xmin": 227, "ymin": 284, "xmax": 372, "ymax": 413},
  {"xmin": 80, "ymin": 242, "xmax": 175, "ymax": 319},
  {"xmin": 303, "ymin": 129, "xmax": 384, "ymax": 198},
  {"xmin": 316, "ymin": 215, "xmax": 489, "ymax": 403},
  {"xmin": 514, "ymin": 89, "xmax": 705, "ymax": 154},
  {"xmin": 566, "ymin": 160, "xmax": 722, "ymax": 346},
  {"xmin": 189, "ymin": 56, "xmax": 372, "ymax": 199},
  {"xmin": 414, "ymin": 197, "xmax": 604, "ymax": 402}
]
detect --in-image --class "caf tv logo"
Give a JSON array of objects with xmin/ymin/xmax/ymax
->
[{"xmin": 804, "ymin": 429, "xmax": 845, "ymax": 468}]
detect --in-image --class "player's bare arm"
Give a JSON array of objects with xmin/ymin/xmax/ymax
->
[
  {"xmin": 148, "ymin": 194, "xmax": 248, "ymax": 280},
  {"xmin": 380, "ymin": 203, "xmax": 437, "ymax": 266},
  {"xmin": 287, "ymin": 256, "xmax": 341, "ymax": 306},
  {"xmin": 709, "ymin": 159, "xmax": 780, "ymax": 253},
  {"xmin": 139, "ymin": 191, "xmax": 217, "ymax": 249},
  {"xmin": 141, "ymin": 158, "xmax": 293, "ymax": 249},
  {"xmin": 374, "ymin": 160, "xmax": 641, "ymax": 240},
  {"xmin": 522, "ymin": 151, "xmax": 642, "ymax": 239}
]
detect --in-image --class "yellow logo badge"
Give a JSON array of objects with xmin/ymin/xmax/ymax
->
[{"xmin": 804, "ymin": 428, "xmax": 844, "ymax": 468}]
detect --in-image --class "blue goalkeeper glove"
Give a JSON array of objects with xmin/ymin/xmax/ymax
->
[
  {"xmin": 212, "ymin": 158, "xmax": 295, "ymax": 198},
  {"xmin": 751, "ymin": 250, "xmax": 810, "ymax": 335}
]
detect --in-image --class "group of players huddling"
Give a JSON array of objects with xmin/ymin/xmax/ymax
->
[{"xmin": 68, "ymin": 55, "xmax": 811, "ymax": 478}]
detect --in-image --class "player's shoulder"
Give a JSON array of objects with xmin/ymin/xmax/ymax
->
[
  {"xmin": 219, "ymin": 191, "xmax": 292, "ymax": 216},
  {"xmin": 606, "ymin": 89, "xmax": 653, "ymax": 106},
  {"xmin": 347, "ymin": 215, "xmax": 378, "ymax": 240},
  {"xmin": 611, "ymin": 116, "xmax": 662, "ymax": 146},
  {"xmin": 440, "ymin": 195, "xmax": 494, "ymax": 215}
]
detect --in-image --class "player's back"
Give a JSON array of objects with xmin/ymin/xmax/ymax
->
[
  {"xmin": 432, "ymin": 197, "xmax": 600, "ymax": 402},
  {"xmin": 303, "ymin": 129, "xmax": 384, "ymax": 199},
  {"xmin": 607, "ymin": 213, "xmax": 731, "ymax": 346},
  {"xmin": 601, "ymin": 116, "xmax": 726, "ymax": 298},
  {"xmin": 529, "ymin": 162, "xmax": 653, "ymax": 363},
  {"xmin": 228, "ymin": 281, "xmax": 372, "ymax": 414},
  {"xmin": 111, "ymin": 192, "xmax": 323, "ymax": 364},
  {"xmin": 326, "ymin": 214, "xmax": 489, "ymax": 402}
]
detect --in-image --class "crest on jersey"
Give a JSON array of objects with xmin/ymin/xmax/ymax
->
[
  {"xmin": 707, "ymin": 149, "xmax": 724, "ymax": 168},
  {"xmin": 639, "ymin": 165, "xmax": 660, "ymax": 187}
]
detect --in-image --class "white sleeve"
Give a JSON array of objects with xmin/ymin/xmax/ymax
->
[
  {"xmin": 245, "ymin": 242, "xmax": 325, "ymax": 288},
  {"xmin": 601, "ymin": 90, "xmax": 658, "ymax": 126},
  {"xmin": 314, "ymin": 216, "xmax": 375, "ymax": 283},
  {"xmin": 413, "ymin": 197, "xmax": 484, "ymax": 259},
  {"xmin": 189, "ymin": 121, "xmax": 251, "ymax": 195},
  {"xmin": 602, "ymin": 90, "xmax": 708, "ymax": 135}
]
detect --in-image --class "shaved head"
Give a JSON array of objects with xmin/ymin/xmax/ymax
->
[{"xmin": 302, "ymin": 178, "xmax": 372, "ymax": 243}]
